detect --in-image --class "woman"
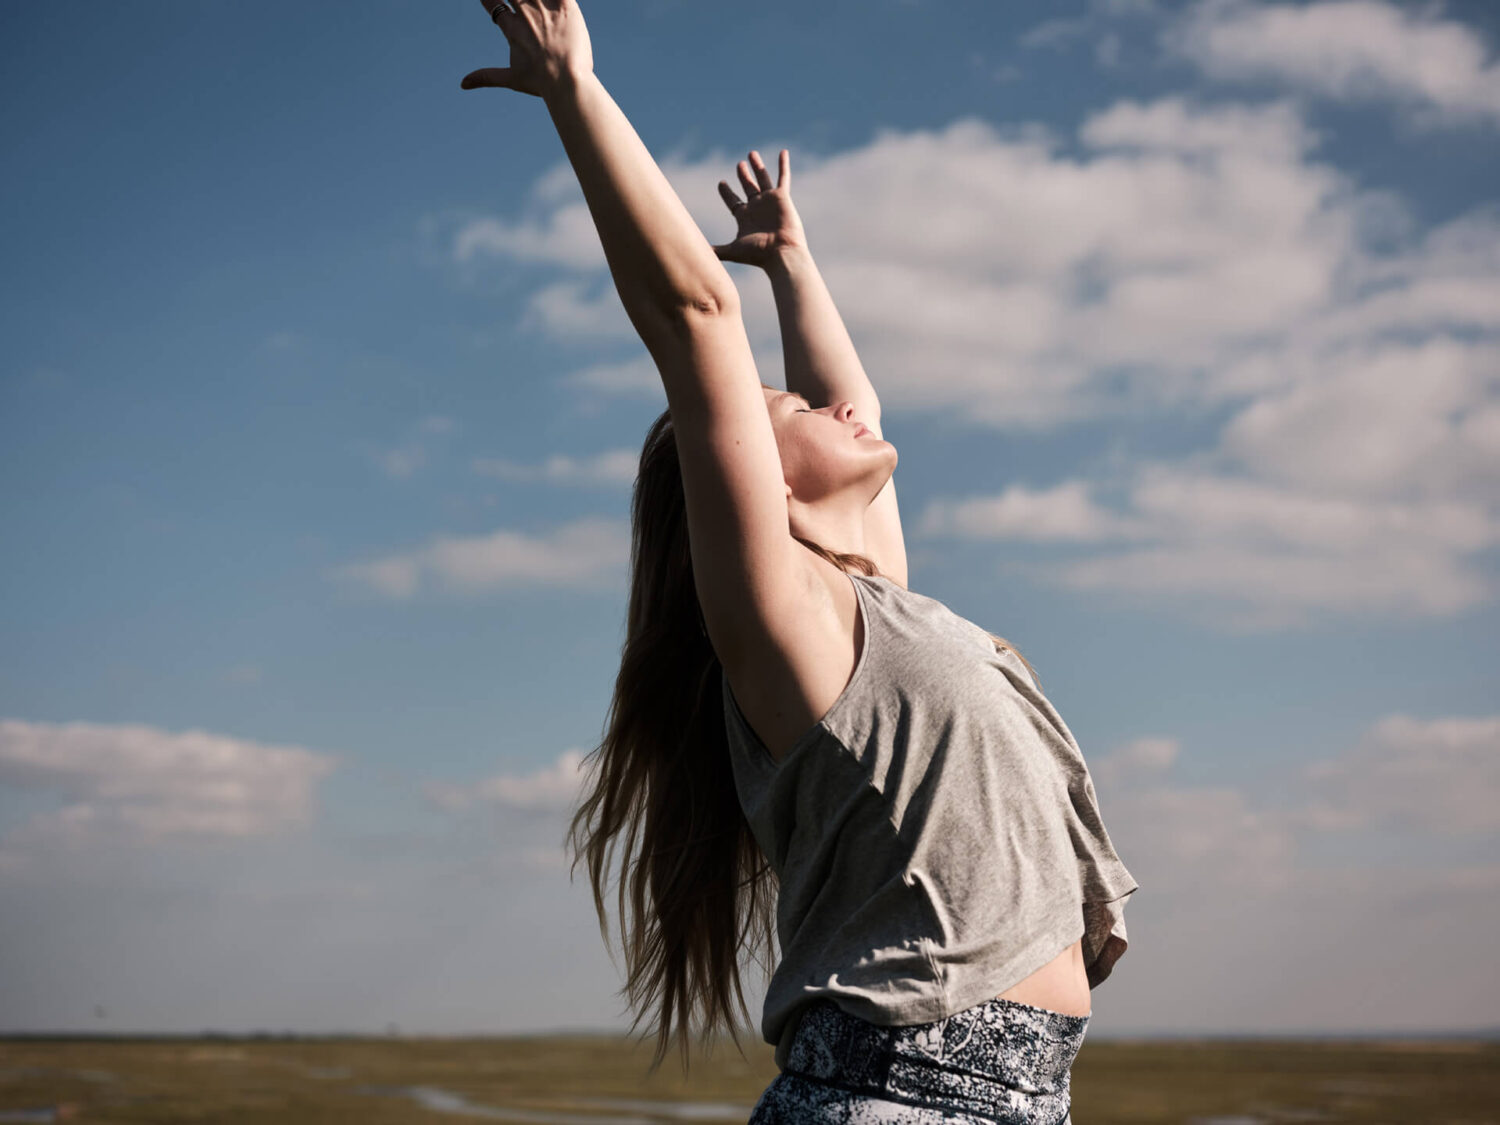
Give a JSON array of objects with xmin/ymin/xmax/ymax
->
[{"xmin": 460, "ymin": 4, "xmax": 1139, "ymax": 1122}]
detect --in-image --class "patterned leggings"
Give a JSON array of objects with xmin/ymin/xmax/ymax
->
[{"xmin": 747, "ymin": 996, "xmax": 1090, "ymax": 1124}]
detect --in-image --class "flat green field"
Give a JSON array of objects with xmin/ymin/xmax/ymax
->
[{"xmin": 2, "ymin": 1035, "xmax": 1496, "ymax": 1123}]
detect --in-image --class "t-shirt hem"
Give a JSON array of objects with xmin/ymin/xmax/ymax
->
[
  {"xmin": 768, "ymin": 917, "xmax": 1090, "ymax": 1069},
  {"xmin": 939, "ymin": 918, "xmax": 1091, "ymax": 1018}
]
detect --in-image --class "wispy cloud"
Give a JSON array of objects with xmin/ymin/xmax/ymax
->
[
  {"xmin": 472, "ymin": 448, "xmax": 638, "ymax": 487},
  {"xmin": 1018, "ymin": 0, "xmax": 1164, "ymax": 67},
  {"xmin": 1295, "ymin": 713, "xmax": 1500, "ymax": 835},
  {"xmin": 369, "ymin": 415, "xmax": 458, "ymax": 481},
  {"xmin": 327, "ymin": 515, "xmax": 630, "ymax": 598},
  {"xmin": 1019, "ymin": 17, "xmax": 1095, "ymax": 51},
  {"xmin": 559, "ymin": 354, "xmax": 664, "ymax": 400},
  {"xmin": 1089, "ymin": 736, "xmax": 1180, "ymax": 788},
  {"xmin": 423, "ymin": 749, "xmax": 594, "ymax": 874},
  {"xmin": 423, "ymin": 749, "xmax": 590, "ymax": 815}
]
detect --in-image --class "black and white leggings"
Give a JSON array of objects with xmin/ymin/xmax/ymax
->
[{"xmin": 747, "ymin": 996, "xmax": 1090, "ymax": 1124}]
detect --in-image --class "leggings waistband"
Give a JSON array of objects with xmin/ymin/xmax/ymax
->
[{"xmin": 780, "ymin": 997, "xmax": 1089, "ymax": 1122}]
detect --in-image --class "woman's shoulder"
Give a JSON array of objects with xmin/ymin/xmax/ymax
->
[{"xmin": 720, "ymin": 558, "xmax": 867, "ymax": 766}]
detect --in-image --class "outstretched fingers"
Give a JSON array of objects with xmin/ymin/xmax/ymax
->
[
  {"xmin": 739, "ymin": 149, "xmax": 790, "ymax": 196},
  {"xmin": 749, "ymin": 150, "xmax": 775, "ymax": 192},
  {"xmin": 735, "ymin": 158, "xmax": 761, "ymax": 199},
  {"xmin": 717, "ymin": 180, "xmax": 745, "ymax": 213},
  {"xmin": 719, "ymin": 148, "xmax": 791, "ymax": 212}
]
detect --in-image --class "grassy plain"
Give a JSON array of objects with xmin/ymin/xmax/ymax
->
[{"xmin": 1, "ymin": 1034, "xmax": 1496, "ymax": 1123}]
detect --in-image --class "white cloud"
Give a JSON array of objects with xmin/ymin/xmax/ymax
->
[
  {"xmin": 1096, "ymin": 0, "xmax": 1161, "ymax": 15},
  {"xmin": 379, "ymin": 444, "xmax": 426, "ymax": 479},
  {"xmin": 1048, "ymin": 479, "xmax": 1496, "ymax": 630},
  {"xmin": 1126, "ymin": 465, "xmax": 1496, "ymax": 555},
  {"xmin": 1020, "ymin": 17, "xmax": 1094, "ymax": 51},
  {"xmin": 1088, "ymin": 736, "xmax": 1297, "ymax": 898},
  {"xmin": 1077, "ymin": 91, "xmax": 1322, "ymax": 160},
  {"xmin": 369, "ymin": 415, "xmax": 458, "ymax": 481},
  {"xmin": 1113, "ymin": 779, "xmax": 1299, "ymax": 894},
  {"xmin": 1053, "ymin": 539, "xmax": 1491, "ymax": 630},
  {"xmin": 518, "ymin": 279, "xmax": 636, "ymax": 340},
  {"xmin": 901, "ymin": 184, "xmax": 1500, "ymax": 624},
  {"xmin": 560, "ymin": 353, "xmax": 664, "ymax": 400},
  {"xmin": 1295, "ymin": 713, "xmax": 1500, "ymax": 835},
  {"xmin": 1165, "ymin": 0, "xmax": 1500, "ymax": 129},
  {"xmin": 472, "ymin": 448, "xmax": 639, "ymax": 486},
  {"xmin": 1088, "ymin": 711, "xmax": 1500, "ymax": 903},
  {"xmin": 452, "ymin": 97, "xmax": 1467, "ymax": 425},
  {"xmin": 1019, "ymin": 0, "xmax": 1164, "ymax": 60},
  {"xmin": 1090, "ymin": 736, "xmax": 1181, "ymax": 789},
  {"xmin": 439, "ymin": 90, "xmax": 1499, "ymax": 625},
  {"xmin": 1219, "ymin": 336, "xmax": 1500, "ymax": 502},
  {"xmin": 924, "ymin": 458, "xmax": 1499, "ymax": 629},
  {"xmin": 0, "ymin": 718, "xmax": 340, "ymax": 865},
  {"xmin": 452, "ymin": 209, "xmax": 606, "ymax": 272},
  {"xmin": 916, "ymin": 480, "xmax": 1145, "ymax": 542},
  {"xmin": 424, "ymin": 749, "xmax": 591, "ymax": 816},
  {"xmin": 327, "ymin": 515, "xmax": 630, "ymax": 598}
]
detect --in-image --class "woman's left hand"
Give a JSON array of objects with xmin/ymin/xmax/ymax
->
[{"xmin": 712, "ymin": 149, "xmax": 808, "ymax": 269}]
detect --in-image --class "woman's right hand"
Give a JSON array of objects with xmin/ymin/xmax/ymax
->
[
  {"xmin": 713, "ymin": 149, "xmax": 809, "ymax": 269},
  {"xmin": 461, "ymin": 0, "xmax": 594, "ymax": 99}
]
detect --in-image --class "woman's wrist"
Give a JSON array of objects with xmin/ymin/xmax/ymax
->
[
  {"xmin": 540, "ymin": 61, "xmax": 596, "ymax": 106},
  {"xmin": 765, "ymin": 239, "xmax": 813, "ymax": 277}
]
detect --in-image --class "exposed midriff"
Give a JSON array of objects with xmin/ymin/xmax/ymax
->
[{"xmin": 996, "ymin": 938, "xmax": 1091, "ymax": 1017}]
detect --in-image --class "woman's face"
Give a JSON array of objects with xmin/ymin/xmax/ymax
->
[{"xmin": 762, "ymin": 385, "xmax": 897, "ymax": 504}]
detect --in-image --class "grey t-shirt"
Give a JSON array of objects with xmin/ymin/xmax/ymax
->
[{"xmin": 722, "ymin": 570, "xmax": 1139, "ymax": 1070}]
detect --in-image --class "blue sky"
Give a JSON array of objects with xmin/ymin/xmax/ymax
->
[{"xmin": 2, "ymin": 0, "xmax": 1498, "ymax": 1041}]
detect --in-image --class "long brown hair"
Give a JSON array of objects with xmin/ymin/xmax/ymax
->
[{"xmin": 564, "ymin": 391, "xmax": 1037, "ymax": 1073}]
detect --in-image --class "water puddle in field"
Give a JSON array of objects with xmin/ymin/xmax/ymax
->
[{"xmin": 352, "ymin": 1084, "xmax": 755, "ymax": 1123}]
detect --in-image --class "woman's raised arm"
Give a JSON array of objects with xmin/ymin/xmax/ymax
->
[
  {"xmin": 462, "ymin": 0, "xmax": 738, "ymax": 338},
  {"xmin": 462, "ymin": 1, "xmax": 808, "ymax": 668},
  {"xmin": 713, "ymin": 149, "xmax": 877, "ymax": 423},
  {"xmin": 716, "ymin": 148, "xmax": 908, "ymax": 587}
]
